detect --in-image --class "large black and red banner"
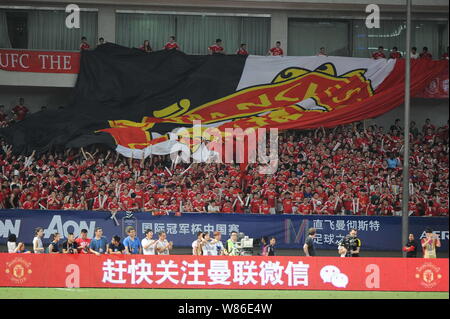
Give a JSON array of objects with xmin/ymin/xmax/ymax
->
[
  {"xmin": 0, "ymin": 44, "xmax": 448, "ymax": 157},
  {"xmin": 0, "ymin": 254, "xmax": 448, "ymax": 291}
]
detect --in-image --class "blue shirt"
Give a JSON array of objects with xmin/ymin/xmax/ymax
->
[
  {"xmin": 123, "ymin": 236, "xmax": 141, "ymax": 254},
  {"xmin": 90, "ymin": 236, "xmax": 108, "ymax": 254},
  {"xmin": 387, "ymin": 158, "xmax": 399, "ymax": 168}
]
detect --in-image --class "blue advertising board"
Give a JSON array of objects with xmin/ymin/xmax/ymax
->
[{"xmin": 0, "ymin": 210, "xmax": 448, "ymax": 251}]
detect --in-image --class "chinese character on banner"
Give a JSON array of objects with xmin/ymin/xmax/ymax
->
[
  {"xmin": 142, "ymin": 223, "xmax": 152, "ymax": 234},
  {"xmin": 228, "ymin": 224, "xmax": 240, "ymax": 235},
  {"xmin": 208, "ymin": 260, "xmax": 231, "ymax": 285},
  {"xmin": 179, "ymin": 224, "xmax": 190, "ymax": 234},
  {"xmin": 166, "ymin": 223, "xmax": 178, "ymax": 235},
  {"xmin": 285, "ymin": 261, "xmax": 309, "ymax": 287},
  {"xmin": 369, "ymin": 220, "xmax": 380, "ymax": 231},
  {"xmin": 232, "ymin": 261, "xmax": 258, "ymax": 285},
  {"xmin": 154, "ymin": 223, "xmax": 165, "ymax": 233},
  {"xmin": 313, "ymin": 220, "xmax": 323, "ymax": 230},
  {"xmin": 216, "ymin": 224, "xmax": 227, "ymax": 234},
  {"xmin": 346, "ymin": 220, "xmax": 358, "ymax": 231},
  {"xmin": 127, "ymin": 259, "xmax": 153, "ymax": 285},
  {"xmin": 358, "ymin": 220, "xmax": 369, "ymax": 232},
  {"xmin": 323, "ymin": 234, "xmax": 335, "ymax": 245},
  {"xmin": 259, "ymin": 261, "xmax": 284, "ymax": 286},
  {"xmin": 155, "ymin": 260, "xmax": 179, "ymax": 285},
  {"xmin": 191, "ymin": 224, "xmax": 203, "ymax": 235},
  {"xmin": 336, "ymin": 220, "xmax": 346, "ymax": 231},
  {"xmin": 203, "ymin": 224, "xmax": 215, "ymax": 233},
  {"xmin": 313, "ymin": 233, "xmax": 323, "ymax": 245},
  {"xmin": 180, "ymin": 260, "xmax": 206, "ymax": 285},
  {"xmin": 325, "ymin": 220, "xmax": 335, "ymax": 230},
  {"xmin": 102, "ymin": 259, "xmax": 128, "ymax": 284}
]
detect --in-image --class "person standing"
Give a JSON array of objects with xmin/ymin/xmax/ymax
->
[
  {"xmin": 225, "ymin": 231, "xmax": 239, "ymax": 256},
  {"xmin": 236, "ymin": 43, "xmax": 249, "ymax": 56},
  {"xmin": 208, "ymin": 39, "xmax": 225, "ymax": 55},
  {"xmin": 303, "ymin": 228, "xmax": 317, "ymax": 256},
  {"xmin": 89, "ymin": 227, "xmax": 108, "ymax": 255},
  {"xmin": 141, "ymin": 229, "xmax": 157, "ymax": 255},
  {"xmin": 211, "ymin": 231, "xmax": 225, "ymax": 256},
  {"xmin": 339, "ymin": 228, "xmax": 362, "ymax": 257},
  {"xmin": 421, "ymin": 228, "xmax": 441, "ymax": 258},
  {"xmin": 410, "ymin": 47, "xmax": 419, "ymax": 59},
  {"xmin": 156, "ymin": 231, "xmax": 173, "ymax": 255},
  {"xmin": 268, "ymin": 41, "xmax": 284, "ymax": 56},
  {"xmin": 123, "ymin": 227, "xmax": 142, "ymax": 255},
  {"xmin": 75, "ymin": 229, "xmax": 91, "ymax": 254},
  {"xmin": 402, "ymin": 233, "xmax": 418, "ymax": 258},
  {"xmin": 316, "ymin": 47, "xmax": 327, "ymax": 56},
  {"xmin": 389, "ymin": 46, "xmax": 402, "ymax": 59},
  {"xmin": 192, "ymin": 231, "xmax": 204, "ymax": 255},
  {"xmin": 62, "ymin": 233, "xmax": 79, "ymax": 254},
  {"xmin": 372, "ymin": 46, "xmax": 386, "ymax": 59},
  {"xmin": 108, "ymin": 236, "xmax": 125, "ymax": 254},
  {"xmin": 164, "ymin": 36, "xmax": 180, "ymax": 51},
  {"xmin": 419, "ymin": 47, "xmax": 432, "ymax": 60},
  {"xmin": 48, "ymin": 232, "xmax": 61, "ymax": 254},
  {"xmin": 266, "ymin": 237, "xmax": 276, "ymax": 256},
  {"xmin": 33, "ymin": 227, "xmax": 45, "ymax": 254},
  {"xmin": 80, "ymin": 36, "xmax": 90, "ymax": 51},
  {"xmin": 12, "ymin": 97, "xmax": 29, "ymax": 122}
]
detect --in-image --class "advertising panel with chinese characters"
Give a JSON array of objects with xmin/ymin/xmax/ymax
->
[{"xmin": 0, "ymin": 254, "xmax": 447, "ymax": 291}]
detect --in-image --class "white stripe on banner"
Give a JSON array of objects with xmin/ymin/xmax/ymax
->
[{"xmin": 236, "ymin": 55, "xmax": 397, "ymax": 91}]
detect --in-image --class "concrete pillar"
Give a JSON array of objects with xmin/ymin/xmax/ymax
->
[
  {"xmin": 270, "ymin": 12, "xmax": 289, "ymax": 53},
  {"xmin": 97, "ymin": 6, "xmax": 116, "ymax": 44}
]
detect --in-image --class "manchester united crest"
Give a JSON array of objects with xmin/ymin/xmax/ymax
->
[
  {"xmin": 415, "ymin": 262, "xmax": 442, "ymax": 289},
  {"xmin": 5, "ymin": 257, "xmax": 33, "ymax": 284}
]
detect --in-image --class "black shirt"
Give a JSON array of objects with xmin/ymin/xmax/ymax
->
[
  {"xmin": 305, "ymin": 236, "xmax": 316, "ymax": 256},
  {"xmin": 49, "ymin": 241, "xmax": 60, "ymax": 253},
  {"xmin": 108, "ymin": 242, "xmax": 125, "ymax": 253},
  {"xmin": 405, "ymin": 240, "xmax": 418, "ymax": 258},
  {"xmin": 62, "ymin": 240, "xmax": 79, "ymax": 253},
  {"xmin": 267, "ymin": 244, "xmax": 275, "ymax": 256}
]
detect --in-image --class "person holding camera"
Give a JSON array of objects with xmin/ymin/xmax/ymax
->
[
  {"xmin": 338, "ymin": 228, "xmax": 362, "ymax": 257},
  {"xmin": 421, "ymin": 228, "xmax": 441, "ymax": 258},
  {"xmin": 266, "ymin": 237, "xmax": 276, "ymax": 256},
  {"xmin": 62, "ymin": 233, "xmax": 79, "ymax": 254},
  {"xmin": 225, "ymin": 231, "xmax": 239, "ymax": 256},
  {"xmin": 108, "ymin": 236, "xmax": 125, "ymax": 254}
]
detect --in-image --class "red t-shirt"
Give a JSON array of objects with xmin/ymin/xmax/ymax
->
[
  {"xmin": 389, "ymin": 51, "xmax": 402, "ymax": 59},
  {"xmin": 260, "ymin": 204, "xmax": 271, "ymax": 215},
  {"xmin": 270, "ymin": 47, "xmax": 283, "ymax": 56},
  {"xmin": 75, "ymin": 238, "xmax": 91, "ymax": 254},
  {"xmin": 419, "ymin": 52, "xmax": 432, "ymax": 59},
  {"xmin": 372, "ymin": 51, "xmax": 386, "ymax": 59},
  {"xmin": 282, "ymin": 199, "xmax": 294, "ymax": 214},
  {"xmin": 208, "ymin": 44, "xmax": 224, "ymax": 53},
  {"xmin": 12, "ymin": 105, "xmax": 29, "ymax": 121},
  {"xmin": 298, "ymin": 203, "xmax": 312, "ymax": 215},
  {"xmin": 80, "ymin": 42, "xmax": 90, "ymax": 51},
  {"xmin": 236, "ymin": 49, "xmax": 249, "ymax": 55},
  {"xmin": 164, "ymin": 42, "xmax": 179, "ymax": 50}
]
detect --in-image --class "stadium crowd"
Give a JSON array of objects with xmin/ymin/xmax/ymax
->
[{"xmin": 0, "ymin": 109, "xmax": 448, "ymax": 217}]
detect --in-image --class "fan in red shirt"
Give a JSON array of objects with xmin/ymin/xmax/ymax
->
[
  {"xmin": 282, "ymin": 193, "xmax": 294, "ymax": 214},
  {"xmin": 389, "ymin": 47, "xmax": 402, "ymax": 59},
  {"xmin": 236, "ymin": 43, "xmax": 249, "ymax": 56},
  {"xmin": 80, "ymin": 36, "xmax": 90, "ymax": 51},
  {"xmin": 268, "ymin": 41, "xmax": 283, "ymax": 56},
  {"xmin": 372, "ymin": 46, "xmax": 386, "ymax": 59},
  {"xmin": 75, "ymin": 229, "xmax": 91, "ymax": 254},
  {"xmin": 419, "ymin": 47, "xmax": 432, "ymax": 60},
  {"xmin": 260, "ymin": 199, "xmax": 271, "ymax": 215},
  {"xmin": 297, "ymin": 198, "xmax": 312, "ymax": 215},
  {"xmin": 192, "ymin": 194, "xmax": 206, "ymax": 212},
  {"xmin": 208, "ymin": 39, "xmax": 225, "ymax": 55},
  {"xmin": 12, "ymin": 98, "xmax": 29, "ymax": 121},
  {"xmin": 21, "ymin": 194, "xmax": 35, "ymax": 210},
  {"xmin": 0, "ymin": 105, "xmax": 7, "ymax": 122},
  {"xmin": 250, "ymin": 194, "xmax": 263, "ymax": 214},
  {"xmin": 164, "ymin": 36, "xmax": 180, "ymax": 51}
]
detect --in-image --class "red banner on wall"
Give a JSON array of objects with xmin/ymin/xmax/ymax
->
[
  {"xmin": 0, "ymin": 49, "xmax": 80, "ymax": 74},
  {"xmin": 0, "ymin": 254, "xmax": 447, "ymax": 291},
  {"xmin": 414, "ymin": 66, "xmax": 449, "ymax": 98}
]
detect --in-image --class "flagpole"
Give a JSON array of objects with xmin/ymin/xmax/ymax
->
[{"xmin": 402, "ymin": 0, "xmax": 411, "ymax": 257}]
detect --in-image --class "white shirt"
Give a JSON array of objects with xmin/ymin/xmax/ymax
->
[
  {"xmin": 210, "ymin": 240, "xmax": 224, "ymax": 256},
  {"xmin": 141, "ymin": 238, "xmax": 156, "ymax": 255},
  {"xmin": 411, "ymin": 52, "xmax": 419, "ymax": 59},
  {"xmin": 202, "ymin": 240, "xmax": 217, "ymax": 256},
  {"xmin": 7, "ymin": 242, "xmax": 16, "ymax": 253},
  {"xmin": 192, "ymin": 240, "xmax": 200, "ymax": 255},
  {"xmin": 33, "ymin": 236, "xmax": 43, "ymax": 253},
  {"xmin": 156, "ymin": 239, "xmax": 170, "ymax": 255}
]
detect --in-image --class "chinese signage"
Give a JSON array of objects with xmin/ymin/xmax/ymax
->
[{"xmin": 0, "ymin": 254, "xmax": 447, "ymax": 291}]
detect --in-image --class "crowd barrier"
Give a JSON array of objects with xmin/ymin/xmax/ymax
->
[
  {"xmin": 0, "ymin": 210, "xmax": 448, "ymax": 251},
  {"xmin": 0, "ymin": 253, "xmax": 447, "ymax": 291}
]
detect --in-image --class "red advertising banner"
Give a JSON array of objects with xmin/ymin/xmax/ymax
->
[
  {"xmin": 0, "ymin": 49, "xmax": 80, "ymax": 74},
  {"xmin": 0, "ymin": 254, "xmax": 447, "ymax": 291},
  {"xmin": 414, "ymin": 66, "xmax": 449, "ymax": 98}
]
